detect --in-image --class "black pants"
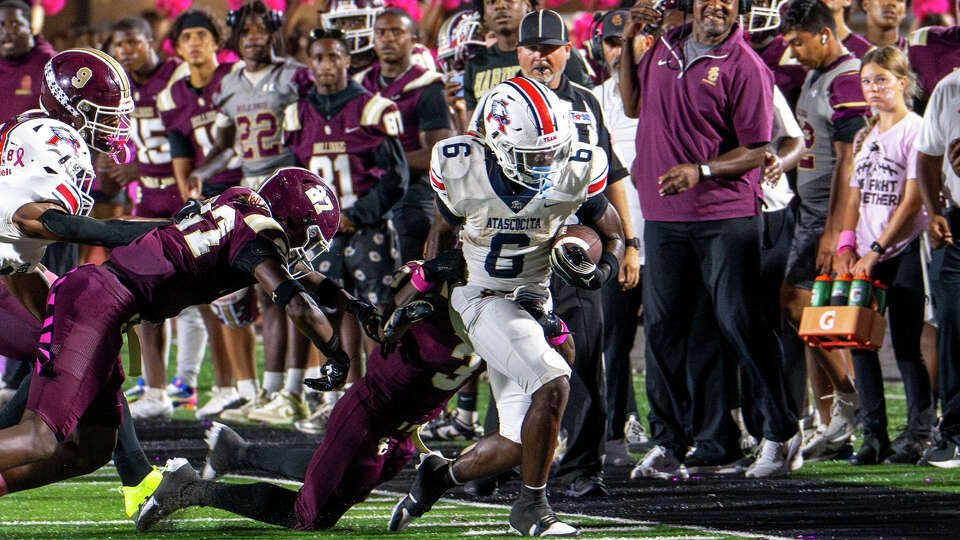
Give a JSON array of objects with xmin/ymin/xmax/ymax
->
[
  {"xmin": 601, "ymin": 267, "xmax": 642, "ymax": 441},
  {"xmin": 643, "ymin": 217, "xmax": 796, "ymax": 456},
  {"xmin": 851, "ymin": 239, "xmax": 934, "ymax": 439},
  {"xmin": 933, "ymin": 209, "xmax": 960, "ymax": 441},
  {"xmin": 391, "ymin": 183, "xmax": 434, "ymax": 264},
  {"xmin": 552, "ymin": 275, "xmax": 606, "ymax": 479},
  {"xmin": 741, "ymin": 207, "xmax": 806, "ymax": 439}
]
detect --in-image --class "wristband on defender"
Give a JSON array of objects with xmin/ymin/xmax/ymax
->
[
  {"xmin": 272, "ymin": 279, "xmax": 307, "ymax": 308},
  {"xmin": 837, "ymin": 230, "xmax": 856, "ymax": 256},
  {"xmin": 410, "ymin": 265, "xmax": 436, "ymax": 293},
  {"xmin": 547, "ymin": 319, "xmax": 570, "ymax": 347}
]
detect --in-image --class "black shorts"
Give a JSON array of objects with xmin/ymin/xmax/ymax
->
[
  {"xmin": 311, "ymin": 221, "xmax": 395, "ymax": 307},
  {"xmin": 784, "ymin": 203, "xmax": 826, "ymax": 289}
]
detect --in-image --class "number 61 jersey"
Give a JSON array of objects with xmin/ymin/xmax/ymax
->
[{"xmin": 430, "ymin": 135, "xmax": 607, "ymax": 292}]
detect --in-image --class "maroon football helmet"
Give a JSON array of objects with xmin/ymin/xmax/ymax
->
[
  {"xmin": 40, "ymin": 48, "xmax": 134, "ymax": 156},
  {"xmin": 321, "ymin": 0, "xmax": 383, "ymax": 53},
  {"xmin": 258, "ymin": 167, "xmax": 341, "ymax": 277}
]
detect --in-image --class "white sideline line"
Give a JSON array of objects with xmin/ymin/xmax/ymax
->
[
  {"xmin": 0, "ymin": 518, "xmax": 254, "ymax": 526},
  {"xmin": 463, "ymin": 526, "xmax": 655, "ymax": 536}
]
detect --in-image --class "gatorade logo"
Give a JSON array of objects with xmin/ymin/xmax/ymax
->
[{"xmin": 819, "ymin": 310, "xmax": 836, "ymax": 330}]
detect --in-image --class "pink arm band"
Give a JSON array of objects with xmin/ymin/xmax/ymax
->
[
  {"xmin": 837, "ymin": 230, "xmax": 856, "ymax": 256},
  {"xmin": 547, "ymin": 319, "xmax": 570, "ymax": 347},
  {"xmin": 410, "ymin": 265, "xmax": 436, "ymax": 293}
]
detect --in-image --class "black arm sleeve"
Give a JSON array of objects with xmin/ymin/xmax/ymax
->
[
  {"xmin": 575, "ymin": 193, "xmax": 610, "ymax": 225},
  {"xmin": 417, "ymin": 83, "xmax": 452, "ymax": 132},
  {"xmin": 343, "ymin": 137, "xmax": 410, "ymax": 226},
  {"xmin": 581, "ymin": 91, "xmax": 628, "ymax": 184},
  {"xmin": 832, "ymin": 116, "xmax": 868, "ymax": 144},
  {"xmin": 168, "ymin": 130, "xmax": 195, "ymax": 159},
  {"xmin": 39, "ymin": 210, "xmax": 169, "ymax": 248},
  {"xmin": 435, "ymin": 193, "xmax": 464, "ymax": 227},
  {"xmin": 231, "ymin": 236, "xmax": 287, "ymax": 275}
]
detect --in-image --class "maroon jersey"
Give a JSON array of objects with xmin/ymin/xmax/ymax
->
[
  {"xmin": 908, "ymin": 26, "xmax": 960, "ymax": 99},
  {"xmin": 130, "ymin": 59, "xmax": 185, "ymax": 178},
  {"xmin": 158, "ymin": 62, "xmax": 243, "ymax": 186},
  {"xmin": 358, "ymin": 311, "xmax": 479, "ymax": 426},
  {"xmin": 755, "ymin": 36, "xmax": 807, "ymax": 106},
  {"xmin": 843, "ymin": 33, "xmax": 872, "ymax": 58},
  {"xmin": 282, "ymin": 81, "xmax": 402, "ymax": 208},
  {"xmin": 357, "ymin": 63, "xmax": 443, "ymax": 152},
  {"xmin": 106, "ymin": 186, "xmax": 287, "ymax": 322},
  {"xmin": 0, "ymin": 37, "xmax": 56, "ymax": 122}
]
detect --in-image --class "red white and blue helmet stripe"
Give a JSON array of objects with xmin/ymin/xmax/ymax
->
[{"xmin": 503, "ymin": 77, "xmax": 557, "ymax": 138}]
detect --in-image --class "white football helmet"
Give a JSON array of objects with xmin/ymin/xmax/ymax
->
[
  {"xmin": 437, "ymin": 11, "xmax": 485, "ymax": 75},
  {"xmin": 480, "ymin": 77, "xmax": 573, "ymax": 195},
  {"xmin": 1, "ymin": 117, "xmax": 96, "ymax": 216},
  {"xmin": 747, "ymin": 0, "xmax": 789, "ymax": 32},
  {"xmin": 321, "ymin": 0, "xmax": 384, "ymax": 54}
]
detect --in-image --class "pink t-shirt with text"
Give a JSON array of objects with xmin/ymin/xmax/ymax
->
[{"xmin": 850, "ymin": 112, "xmax": 928, "ymax": 260}]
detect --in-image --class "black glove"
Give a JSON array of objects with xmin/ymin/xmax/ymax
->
[
  {"xmin": 381, "ymin": 299, "xmax": 435, "ymax": 354},
  {"xmin": 304, "ymin": 360, "xmax": 349, "ymax": 391},
  {"xmin": 348, "ymin": 299, "xmax": 382, "ymax": 343},
  {"xmin": 173, "ymin": 198, "xmax": 204, "ymax": 222},
  {"xmin": 551, "ymin": 244, "xmax": 611, "ymax": 290}
]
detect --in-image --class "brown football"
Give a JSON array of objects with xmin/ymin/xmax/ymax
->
[{"xmin": 553, "ymin": 224, "xmax": 602, "ymax": 264}]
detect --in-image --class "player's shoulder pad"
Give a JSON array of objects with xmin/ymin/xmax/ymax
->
[
  {"xmin": 402, "ymin": 69, "xmax": 444, "ymax": 94},
  {"xmin": 360, "ymin": 94, "xmax": 397, "ymax": 126},
  {"xmin": 282, "ymin": 100, "xmax": 303, "ymax": 132},
  {"xmin": 156, "ymin": 82, "xmax": 178, "ymax": 112},
  {"xmin": 828, "ymin": 65, "xmax": 868, "ymax": 111},
  {"xmin": 165, "ymin": 61, "xmax": 190, "ymax": 88},
  {"xmin": 352, "ymin": 65, "xmax": 373, "ymax": 84},
  {"xmin": 429, "ymin": 135, "xmax": 484, "ymax": 195},
  {"xmin": 219, "ymin": 186, "xmax": 288, "ymax": 250},
  {"xmin": 908, "ymin": 26, "xmax": 930, "ymax": 47},
  {"xmin": 565, "ymin": 141, "xmax": 608, "ymax": 197}
]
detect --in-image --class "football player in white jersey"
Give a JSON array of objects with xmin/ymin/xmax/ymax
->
[
  {"xmin": 0, "ymin": 48, "xmax": 170, "ymax": 518},
  {"xmin": 389, "ymin": 76, "xmax": 624, "ymax": 537}
]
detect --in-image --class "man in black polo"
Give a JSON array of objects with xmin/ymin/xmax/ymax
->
[
  {"xmin": 455, "ymin": 2, "xmax": 593, "ymax": 117},
  {"xmin": 514, "ymin": 8, "xmax": 630, "ymax": 497}
]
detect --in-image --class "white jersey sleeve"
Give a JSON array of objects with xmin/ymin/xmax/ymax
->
[{"xmin": 431, "ymin": 136, "xmax": 607, "ymax": 291}]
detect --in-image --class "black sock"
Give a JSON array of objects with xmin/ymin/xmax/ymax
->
[
  {"xmin": 516, "ymin": 484, "xmax": 548, "ymax": 507},
  {"xmin": 0, "ymin": 373, "xmax": 30, "ymax": 429},
  {"xmin": 197, "ymin": 480, "xmax": 299, "ymax": 528},
  {"xmin": 456, "ymin": 392, "xmax": 477, "ymax": 412},
  {"xmin": 113, "ymin": 399, "xmax": 154, "ymax": 486},
  {"xmin": 241, "ymin": 445, "xmax": 315, "ymax": 481}
]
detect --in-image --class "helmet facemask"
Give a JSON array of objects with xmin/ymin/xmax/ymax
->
[
  {"xmin": 747, "ymin": 0, "xmax": 788, "ymax": 33},
  {"xmin": 321, "ymin": 6, "xmax": 382, "ymax": 54},
  {"xmin": 77, "ymin": 96, "xmax": 134, "ymax": 156},
  {"xmin": 489, "ymin": 129, "xmax": 572, "ymax": 197},
  {"xmin": 289, "ymin": 224, "xmax": 334, "ymax": 279}
]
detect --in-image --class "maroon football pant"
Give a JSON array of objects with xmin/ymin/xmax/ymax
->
[
  {"xmin": 0, "ymin": 281, "xmax": 42, "ymax": 361},
  {"xmin": 26, "ymin": 265, "xmax": 137, "ymax": 441},
  {"xmin": 293, "ymin": 384, "xmax": 416, "ymax": 530}
]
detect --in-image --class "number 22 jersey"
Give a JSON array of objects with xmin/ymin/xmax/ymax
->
[{"xmin": 430, "ymin": 135, "xmax": 607, "ymax": 292}]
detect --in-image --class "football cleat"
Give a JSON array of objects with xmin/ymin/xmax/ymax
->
[
  {"xmin": 919, "ymin": 438, "xmax": 960, "ymax": 468},
  {"xmin": 134, "ymin": 458, "xmax": 200, "ymax": 532},
  {"xmin": 202, "ymin": 422, "xmax": 248, "ymax": 480},
  {"xmin": 124, "ymin": 378, "xmax": 146, "ymax": 401},
  {"xmin": 388, "ymin": 453, "xmax": 452, "ymax": 532},
  {"xmin": 196, "ymin": 387, "xmax": 246, "ymax": 420},
  {"xmin": 294, "ymin": 402, "xmax": 335, "ymax": 436},
  {"xmin": 509, "ymin": 498, "xmax": 579, "ymax": 537},
  {"xmin": 129, "ymin": 390, "xmax": 173, "ymax": 421},
  {"xmin": 420, "ymin": 411, "xmax": 482, "ymax": 442},
  {"xmin": 166, "ymin": 377, "xmax": 197, "ymax": 409},
  {"xmin": 219, "ymin": 388, "xmax": 272, "ymax": 424},
  {"xmin": 630, "ymin": 446, "xmax": 688, "ymax": 480},
  {"xmin": 246, "ymin": 390, "xmax": 309, "ymax": 424},
  {"xmin": 120, "ymin": 467, "xmax": 162, "ymax": 519}
]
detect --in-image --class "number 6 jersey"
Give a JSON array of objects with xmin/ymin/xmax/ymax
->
[{"xmin": 430, "ymin": 135, "xmax": 607, "ymax": 292}]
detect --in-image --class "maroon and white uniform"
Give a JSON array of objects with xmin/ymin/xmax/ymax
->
[
  {"xmin": 129, "ymin": 59, "xmax": 187, "ymax": 218},
  {"xmin": 27, "ymin": 187, "xmax": 287, "ymax": 441},
  {"xmin": 158, "ymin": 63, "xmax": 243, "ymax": 194},
  {"xmin": 907, "ymin": 26, "xmax": 960, "ymax": 101},
  {"xmin": 0, "ymin": 37, "xmax": 56, "ymax": 123}
]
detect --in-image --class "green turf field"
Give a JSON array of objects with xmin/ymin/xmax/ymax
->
[
  {"xmin": 1, "ymin": 341, "xmax": 952, "ymax": 538},
  {"xmin": 0, "ymin": 465, "xmax": 755, "ymax": 539}
]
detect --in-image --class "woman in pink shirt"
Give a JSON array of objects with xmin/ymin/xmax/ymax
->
[{"xmin": 834, "ymin": 45, "xmax": 933, "ymax": 465}]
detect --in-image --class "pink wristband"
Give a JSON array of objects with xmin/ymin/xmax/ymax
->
[
  {"xmin": 837, "ymin": 229, "xmax": 856, "ymax": 256},
  {"xmin": 410, "ymin": 265, "xmax": 436, "ymax": 293},
  {"xmin": 547, "ymin": 319, "xmax": 570, "ymax": 347}
]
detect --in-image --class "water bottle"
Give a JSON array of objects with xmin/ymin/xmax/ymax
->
[
  {"xmin": 872, "ymin": 280, "xmax": 888, "ymax": 315},
  {"xmin": 829, "ymin": 273, "xmax": 852, "ymax": 306},
  {"xmin": 811, "ymin": 274, "xmax": 833, "ymax": 306},
  {"xmin": 848, "ymin": 274, "xmax": 873, "ymax": 307}
]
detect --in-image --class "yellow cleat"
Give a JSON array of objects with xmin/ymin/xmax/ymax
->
[{"xmin": 119, "ymin": 467, "xmax": 163, "ymax": 518}]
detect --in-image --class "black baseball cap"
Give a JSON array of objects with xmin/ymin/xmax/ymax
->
[
  {"xmin": 600, "ymin": 9, "xmax": 628, "ymax": 39},
  {"xmin": 518, "ymin": 10, "xmax": 569, "ymax": 47}
]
